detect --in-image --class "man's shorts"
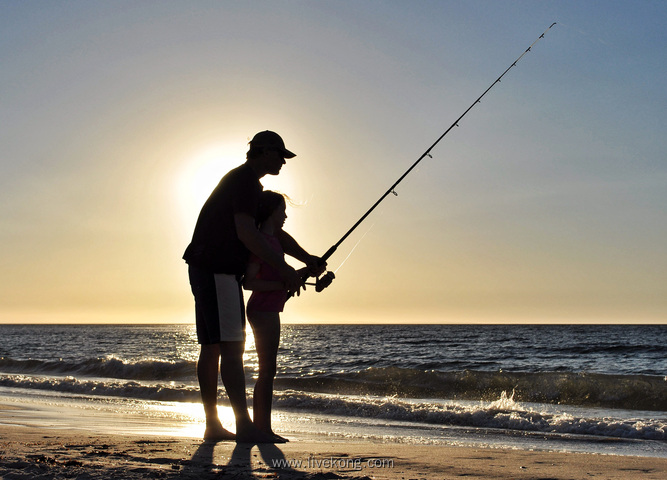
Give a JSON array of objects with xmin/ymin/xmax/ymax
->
[{"xmin": 188, "ymin": 265, "xmax": 246, "ymax": 344}]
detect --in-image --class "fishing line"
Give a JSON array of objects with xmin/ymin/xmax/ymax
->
[
  {"xmin": 303, "ymin": 223, "xmax": 375, "ymax": 292},
  {"xmin": 333, "ymin": 223, "xmax": 376, "ymax": 274},
  {"xmin": 309, "ymin": 23, "xmax": 557, "ymax": 292}
]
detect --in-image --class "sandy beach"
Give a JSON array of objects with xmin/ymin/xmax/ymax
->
[{"xmin": 1, "ymin": 424, "xmax": 666, "ymax": 480}]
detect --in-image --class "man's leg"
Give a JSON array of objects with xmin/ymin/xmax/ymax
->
[
  {"xmin": 189, "ymin": 265, "xmax": 233, "ymax": 440},
  {"xmin": 197, "ymin": 343, "xmax": 235, "ymax": 441}
]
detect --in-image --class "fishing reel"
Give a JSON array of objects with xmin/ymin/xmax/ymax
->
[{"xmin": 305, "ymin": 271, "xmax": 335, "ymax": 292}]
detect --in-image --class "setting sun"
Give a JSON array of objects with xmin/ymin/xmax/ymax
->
[{"xmin": 176, "ymin": 144, "xmax": 243, "ymax": 226}]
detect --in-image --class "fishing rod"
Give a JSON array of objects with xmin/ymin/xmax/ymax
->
[{"xmin": 311, "ymin": 23, "xmax": 557, "ymax": 292}]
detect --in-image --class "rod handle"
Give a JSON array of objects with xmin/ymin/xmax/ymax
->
[{"xmin": 322, "ymin": 245, "xmax": 338, "ymax": 262}]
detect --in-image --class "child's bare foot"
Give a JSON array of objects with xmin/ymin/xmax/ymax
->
[
  {"xmin": 269, "ymin": 432, "xmax": 289, "ymax": 443},
  {"xmin": 235, "ymin": 424, "xmax": 281, "ymax": 444},
  {"xmin": 254, "ymin": 425, "xmax": 289, "ymax": 443},
  {"xmin": 203, "ymin": 421, "xmax": 236, "ymax": 442}
]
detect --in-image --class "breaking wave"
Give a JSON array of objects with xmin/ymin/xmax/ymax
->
[
  {"xmin": 275, "ymin": 367, "xmax": 667, "ymax": 411},
  {"xmin": 0, "ymin": 355, "xmax": 195, "ymax": 381},
  {"xmin": 1, "ymin": 356, "xmax": 666, "ymax": 411}
]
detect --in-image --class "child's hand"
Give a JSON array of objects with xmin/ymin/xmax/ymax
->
[
  {"xmin": 279, "ymin": 265, "xmax": 303, "ymax": 294},
  {"xmin": 287, "ymin": 278, "xmax": 307, "ymax": 298}
]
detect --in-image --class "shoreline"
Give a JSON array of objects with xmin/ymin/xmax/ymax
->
[{"xmin": 2, "ymin": 425, "xmax": 667, "ymax": 480}]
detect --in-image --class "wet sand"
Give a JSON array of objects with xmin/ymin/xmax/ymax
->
[{"xmin": 1, "ymin": 425, "xmax": 666, "ymax": 480}]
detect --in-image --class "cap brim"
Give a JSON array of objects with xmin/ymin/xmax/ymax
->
[{"xmin": 282, "ymin": 149, "xmax": 296, "ymax": 159}]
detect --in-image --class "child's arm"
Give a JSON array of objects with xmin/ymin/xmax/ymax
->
[
  {"xmin": 243, "ymin": 260, "xmax": 286, "ymax": 292},
  {"xmin": 275, "ymin": 229, "xmax": 326, "ymax": 276}
]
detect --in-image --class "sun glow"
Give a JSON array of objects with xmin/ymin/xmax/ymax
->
[{"xmin": 175, "ymin": 144, "xmax": 245, "ymax": 228}]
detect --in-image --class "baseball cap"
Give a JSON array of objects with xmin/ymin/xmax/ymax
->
[{"xmin": 249, "ymin": 131, "xmax": 296, "ymax": 159}]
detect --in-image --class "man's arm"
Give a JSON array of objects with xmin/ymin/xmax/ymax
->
[
  {"xmin": 243, "ymin": 260, "xmax": 285, "ymax": 292},
  {"xmin": 235, "ymin": 213, "xmax": 303, "ymax": 292}
]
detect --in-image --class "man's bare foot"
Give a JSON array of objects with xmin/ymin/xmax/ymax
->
[{"xmin": 203, "ymin": 422, "xmax": 236, "ymax": 442}]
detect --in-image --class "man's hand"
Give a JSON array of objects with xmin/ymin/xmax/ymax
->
[{"xmin": 304, "ymin": 255, "xmax": 327, "ymax": 277}]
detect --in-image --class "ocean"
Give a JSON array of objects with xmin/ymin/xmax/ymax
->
[{"xmin": 1, "ymin": 324, "xmax": 666, "ymax": 457}]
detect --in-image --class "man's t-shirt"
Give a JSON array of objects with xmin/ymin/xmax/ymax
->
[{"xmin": 183, "ymin": 163, "xmax": 262, "ymax": 274}]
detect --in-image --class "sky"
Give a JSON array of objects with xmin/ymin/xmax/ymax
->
[{"xmin": 1, "ymin": 1, "xmax": 666, "ymax": 325}]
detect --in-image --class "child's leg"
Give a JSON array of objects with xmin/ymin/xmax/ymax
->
[{"xmin": 248, "ymin": 311, "xmax": 281, "ymax": 434}]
